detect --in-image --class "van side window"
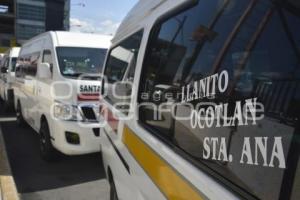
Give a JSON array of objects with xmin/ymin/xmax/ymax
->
[
  {"xmin": 16, "ymin": 58, "xmax": 24, "ymax": 78},
  {"xmin": 42, "ymin": 50, "xmax": 53, "ymax": 74},
  {"xmin": 0, "ymin": 58, "xmax": 8, "ymax": 75},
  {"xmin": 139, "ymin": 0, "xmax": 300, "ymax": 200},
  {"xmin": 17, "ymin": 52, "xmax": 40, "ymax": 77},
  {"xmin": 104, "ymin": 30, "xmax": 143, "ymax": 110},
  {"xmin": 3, "ymin": 58, "xmax": 9, "ymax": 69},
  {"xmin": 11, "ymin": 58, "xmax": 17, "ymax": 72},
  {"xmin": 27, "ymin": 52, "xmax": 40, "ymax": 77},
  {"xmin": 42, "ymin": 50, "xmax": 53, "ymax": 66}
]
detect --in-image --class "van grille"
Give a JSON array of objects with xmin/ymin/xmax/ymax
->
[{"xmin": 80, "ymin": 106, "xmax": 98, "ymax": 121}]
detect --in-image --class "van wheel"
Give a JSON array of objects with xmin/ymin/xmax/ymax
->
[
  {"xmin": 3, "ymin": 100, "xmax": 12, "ymax": 113},
  {"xmin": 39, "ymin": 120, "xmax": 57, "ymax": 161},
  {"xmin": 16, "ymin": 102, "xmax": 26, "ymax": 126},
  {"xmin": 4, "ymin": 90, "xmax": 14, "ymax": 113},
  {"xmin": 3, "ymin": 101, "xmax": 9, "ymax": 113},
  {"xmin": 110, "ymin": 178, "xmax": 119, "ymax": 200}
]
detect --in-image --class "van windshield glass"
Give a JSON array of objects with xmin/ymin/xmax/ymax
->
[{"xmin": 56, "ymin": 47, "xmax": 107, "ymax": 77}]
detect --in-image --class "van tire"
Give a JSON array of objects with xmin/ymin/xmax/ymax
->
[
  {"xmin": 3, "ymin": 101, "xmax": 9, "ymax": 113},
  {"xmin": 0, "ymin": 94, "xmax": 3, "ymax": 103},
  {"xmin": 16, "ymin": 101, "xmax": 26, "ymax": 126},
  {"xmin": 4, "ymin": 89, "xmax": 14, "ymax": 113},
  {"xmin": 3, "ymin": 100, "xmax": 13, "ymax": 113},
  {"xmin": 109, "ymin": 177, "xmax": 119, "ymax": 200},
  {"xmin": 39, "ymin": 119, "xmax": 58, "ymax": 161}
]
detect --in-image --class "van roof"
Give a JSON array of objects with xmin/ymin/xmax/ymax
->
[
  {"xmin": 112, "ymin": 0, "xmax": 187, "ymax": 44},
  {"xmin": 24, "ymin": 31, "xmax": 112, "ymax": 49},
  {"xmin": 53, "ymin": 31, "xmax": 112, "ymax": 49},
  {"xmin": 5, "ymin": 47, "xmax": 20, "ymax": 58}
]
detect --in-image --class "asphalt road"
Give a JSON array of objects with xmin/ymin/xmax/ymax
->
[{"xmin": 0, "ymin": 102, "xmax": 109, "ymax": 200}]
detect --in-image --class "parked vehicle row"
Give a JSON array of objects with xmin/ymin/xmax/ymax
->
[
  {"xmin": 0, "ymin": 31, "xmax": 112, "ymax": 161},
  {"xmin": 0, "ymin": 47, "xmax": 20, "ymax": 110}
]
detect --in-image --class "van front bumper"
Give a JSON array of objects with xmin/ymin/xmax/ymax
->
[{"xmin": 51, "ymin": 120, "xmax": 101, "ymax": 155}]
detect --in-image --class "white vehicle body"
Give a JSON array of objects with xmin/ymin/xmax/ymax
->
[
  {"xmin": 14, "ymin": 31, "xmax": 112, "ymax": 155},
  {"xmin": 0, "ymin": 47, "xmax": 20, "ymax": 107},
  {"xmin": 100, "ymin": 0, "xmax": 300, "ymax": 200},
  {"xmin": 0, "ymin": 53, "xmax": 4, "ymax": 64}
]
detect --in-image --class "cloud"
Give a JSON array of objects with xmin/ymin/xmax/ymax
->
[
  {"xmin": 70, "ymin": 18, "xmax": 120, "ymax": 35},
  {"xmin": 70, "ymin": 18, "xmax": 88, "ymax": 27},
  {"xmin": 99, "ymin": 20, "xmax": 121, "ymax": 34}
]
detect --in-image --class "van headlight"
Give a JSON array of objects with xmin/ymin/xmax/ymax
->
[{"xmin": 53, "ymin": 102, "xmax": 83, "ymax": 121}]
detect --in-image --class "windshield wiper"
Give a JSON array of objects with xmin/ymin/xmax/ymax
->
[
  {"xmin": 63, "ymin": 73, "xmax": 84, "ymax": 77},
  {"xmin": 63, "ymin": 73, "xmax": 102, "ymax": 80}
]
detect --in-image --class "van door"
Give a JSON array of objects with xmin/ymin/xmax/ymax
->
[
  {"xmin": 0, "ymin": 57, "xmax": 9, "ymax": 99},
  {"xmin": 8, "ymin": 57, "xmax": 17, "ymax": 85},
  {"xmin": 34, "ymin": 49, "xmax": 54, "ymax": 128},
  {"xmin": 22, "ymin": 52, "xmax": 40, "ymax": 127},
  {"xmin": 101, "ymin": 30, "xmax": 152, "ymax": 199}
]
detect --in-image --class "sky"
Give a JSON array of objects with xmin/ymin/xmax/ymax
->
[{"xmin": 70, "ymin": 0, "xmax": 138, "ymax": 35}]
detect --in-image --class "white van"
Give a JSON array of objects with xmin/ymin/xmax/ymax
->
[
  {"xmin": 0, "ymin": 47, "xmax": 20, "ymax": 110},
  {"xmin": 14, "ymin": 31, "xmax": 112, "ymax": 160},
  {"xmin": 100, "ymin": 0, "xmax": 300, "ymax": 200},
  {"xmin": 0, "ymin": 53, "xmax": 4, "ymax": 64}
]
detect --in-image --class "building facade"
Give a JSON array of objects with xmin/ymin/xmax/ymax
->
[{"xmin": 0, "ymin": 0, "xmax": 70, "ymax": 52}]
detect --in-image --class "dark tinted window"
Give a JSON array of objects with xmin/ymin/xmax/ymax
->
[
  {"xmin": 42, "ymin": 50, "xmax": 53, "ymax": 75},
  {"xmin": 3, "ymin": 58, "xmax": 9, "ymax": 68},
  {"xmin": 27, "ymin": 52, "xmax": 39, "ymax": 76},
  {"xmin": 139, "ymin": 0, "xmax": 300, "ymax": 199},
  {"xmin": 16, "ymin": 58, "xmax": 23, "ymax": 78},
  {"xmin": 16, "ymin": 52, "xmax": 40, "ymax": 77},
  {"xmin": 42, "ymin": 50, "xmax": 53, "ymax": 65},
  {"xmin": 11, "ymin": 57, "xmax": 17, "ymax": 72},
  {"xmin": 104, "ymin": 30, "xmax": 143, "ymax": 107}
]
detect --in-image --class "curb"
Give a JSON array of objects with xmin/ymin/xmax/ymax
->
[{"xmin": 0, "ymin": 126, "xmax": 19, "ymax": 200}]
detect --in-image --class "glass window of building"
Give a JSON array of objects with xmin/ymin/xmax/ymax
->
[{"xmin": 17, "ymin": 3, "xmax": 45, "ymax": 21}]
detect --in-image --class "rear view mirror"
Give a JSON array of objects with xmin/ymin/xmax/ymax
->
[
  {"xmin": 1, "ymin": 67, "xmax": 8, "ymax": 73},
  {"xmin": 38, "ymin": 63, "xmax": 51, "ymax": 79}
]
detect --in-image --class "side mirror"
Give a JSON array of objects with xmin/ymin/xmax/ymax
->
[
  {"xmin": 1, "ymin": 67, "xmax": 8, "ymax": 73},
  {"xmin": 38, "ymin": 63, "xmax": 51, "ymax": 79}
]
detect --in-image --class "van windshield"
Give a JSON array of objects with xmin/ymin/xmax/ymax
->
[{"xmin": 56, "ymin": 47, "xmax": 107, "ymax": 77}]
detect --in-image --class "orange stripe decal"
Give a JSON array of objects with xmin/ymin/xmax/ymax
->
[{"xmin": 122, "ymin": 126, "xmax": 205, "ymax": 200}]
